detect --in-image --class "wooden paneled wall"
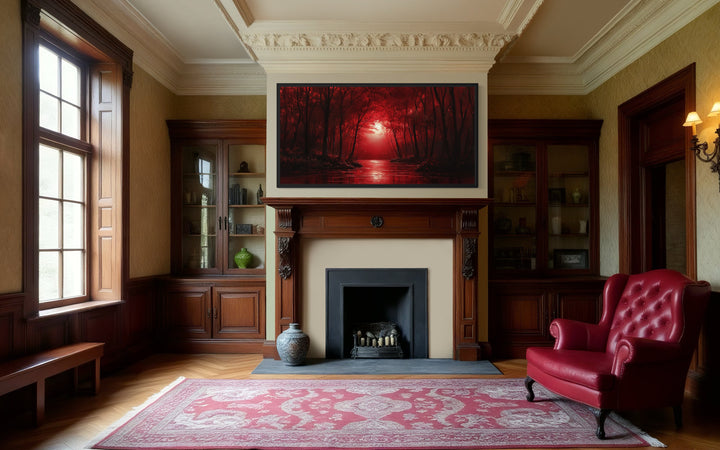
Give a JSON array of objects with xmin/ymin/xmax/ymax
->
[
  {"xmin": 0, "ymin": 277, "xmax": 157, "ymax": 421},
  {"xmin": 0, "ymin": 277, "xmax": 157, "ymax": 367}
]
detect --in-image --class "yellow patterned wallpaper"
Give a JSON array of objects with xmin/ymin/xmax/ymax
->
[
  {"xmin": 0, "ymin": 0, "xmax": 23, "ymax": 293},
  {"xmin": 128, "ymin": 67, "xmax": 175, "ymax": 278},
  {"xmin": 172, "ymin": 96, "xmax": 267, "ymax": 120},
  {"xmin": 587, "ymin": 2, "xmax": 720, "ymax": 285}
]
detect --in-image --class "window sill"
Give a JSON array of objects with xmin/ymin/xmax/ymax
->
[{"xmin": 31, "ymin": 299, "xmax": 124, "ymax": 320}]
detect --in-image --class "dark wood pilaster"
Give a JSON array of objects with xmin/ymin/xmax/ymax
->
[{"xmin": 274, "ymin": 207, "xmax": 298, "ymax": 336}]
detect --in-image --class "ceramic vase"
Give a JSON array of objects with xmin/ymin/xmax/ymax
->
[
  {"xmin": 234, "ymin": 248, "xmax": 253, "ymax": 269},
  {"xmin": 276, "ymin": 323, "xmax": 310, "ymax": 366},
  {"xmin": 572, "ymin": 188, "xmax": 582, "ymax": 204}
]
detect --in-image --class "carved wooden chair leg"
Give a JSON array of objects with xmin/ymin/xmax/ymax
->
[
  {"xmin": 524, "ymin": 376, "xmax": 536, "ymax": 402},
  {"xmin": 592, "ymin": 408, "xmax": 611, "ymax": 439},
  {"xmin": 673, "ymin": 405, "xmax": 683, "ymax": 429}
]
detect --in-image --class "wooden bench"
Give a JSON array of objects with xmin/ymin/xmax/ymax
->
[{"xmin": 0, "ymin": 342, "xmax": 104, "ymax": 425}]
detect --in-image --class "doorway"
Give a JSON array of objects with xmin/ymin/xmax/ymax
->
[{"xmin": 618, "ymin": 64, "xmax": 696, "ymax": 278}]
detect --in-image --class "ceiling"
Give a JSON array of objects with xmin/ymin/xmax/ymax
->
[{"xmin": 82, "ymin": 0, "xmax": 719, "ymax": 95}]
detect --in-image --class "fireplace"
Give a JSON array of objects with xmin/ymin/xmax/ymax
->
[
  {"xmin": 262, "ymin": 197, "xmax": 490, "ymax": 360},
  {"xmin": 325, "ymin": 268, "xmax": 428, "ymax": 359}
]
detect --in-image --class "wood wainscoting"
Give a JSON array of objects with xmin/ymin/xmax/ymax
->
[{"xmin": 262, "ymin": 197, "xmax": 491, "ymax": 361}]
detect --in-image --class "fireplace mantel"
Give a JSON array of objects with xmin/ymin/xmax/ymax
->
[{"xmin": 262, "ymin": 197, "xmax": 491, "ymax": 361}]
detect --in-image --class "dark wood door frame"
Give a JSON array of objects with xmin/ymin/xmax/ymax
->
[{"xmin": 618, "ymin": 64, "xmax": 697, "ymax": 278}]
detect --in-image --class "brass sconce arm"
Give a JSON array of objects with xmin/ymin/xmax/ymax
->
[{"xmin": 684, "ymin": 108, "xmax": 720, "ymax": 192}]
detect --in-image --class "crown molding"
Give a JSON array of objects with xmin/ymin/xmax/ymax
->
[
  {"xmin": 241, "ymin": 31, "xmax": 513, "ymax": 71},
  {"xmin": 260, "ymin": 60, "xmax": 496, "ymax": 75},
  {"xmin": 490, "ymin": 0, "xmax": 720, "ymax": 95},
  {"xmin": 176, "ymin": 63, "xmax": 266, "ymax": 95},
  {"xmin": 578, "ymin": 0, "xmax": 718, "ymax": 93},
  {"xmin": 240, "ymin": 31, "xmax": 513, "ymax": 50}
]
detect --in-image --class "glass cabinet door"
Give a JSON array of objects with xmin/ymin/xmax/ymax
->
[
  {"xmin": 181, "ymin": 143, "xmax": 219, "ymax": 273},
  {"xmin": 225, "ymin": 141, "xmax": 266, "ymax": 273},
  {"xmin": 492, "ymin": 144, "xmax": 537, "ymax": 271},
  {"xmin": 547, "ymin": 144, "xmax": 590, "ymax": 271}
]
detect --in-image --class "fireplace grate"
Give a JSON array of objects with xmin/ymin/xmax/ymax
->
[{"xmin": 350, "ymin": 322, "xmax": 404, "ymax": 359}]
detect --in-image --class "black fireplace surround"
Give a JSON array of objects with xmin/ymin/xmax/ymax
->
[{"xmin": 325, "ymin": 268, "xmax": 428, "ymax": 359}]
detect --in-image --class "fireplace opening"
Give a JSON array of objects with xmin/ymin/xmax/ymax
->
[{"xmin": 326, "ymin": 268, "xmax": 428, "ymax": 359}]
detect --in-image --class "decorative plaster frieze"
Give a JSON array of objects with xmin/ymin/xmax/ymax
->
[{"xmin": 240, "ymin": 32, "xmax": 513, "ymax": 51}]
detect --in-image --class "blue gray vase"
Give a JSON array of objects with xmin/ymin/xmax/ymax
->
[{"xmin": 276, "ymin": 323, "xmax": 310, "ymax": 366}]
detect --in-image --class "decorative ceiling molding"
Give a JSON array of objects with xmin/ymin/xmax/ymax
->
[
  {"xmin": 497, "ymin": 0, "xmax": 526, "ymax": 29},
  {"xmin": 240, "ymin": 32, "xmax": 514, "ymax": 51},
  {"xmin": 259, "ymin": 60, "xmax": 497, "ymax": 75},
  {"xmin": 80, "ymin": 0, "xmax": 720, "ymax": 96},
  {"xmin": 498, "ymin": 0, "xmax": 543, "ymax": 34},
  {"xmin": 489, "ymin": 0, "xmax": 720, "ymax": 95},
  {"xmin": 240, "ymin": 31, "xmax": 514, "ymax": 72},
  {"xmin": 231, "ymin": 0, "xmax": 254, "ymax": 27},
  {"xmin": 176, "ymin": 63, "xmax": 266, "ymax": 95}
]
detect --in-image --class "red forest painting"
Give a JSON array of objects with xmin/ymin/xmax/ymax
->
[{"xmin": 277, "ymin": 84, "xmax": 478, "ymax": 187}]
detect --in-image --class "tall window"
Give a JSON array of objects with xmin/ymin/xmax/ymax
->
[
  {"xmin": 37, "ymin": 44, "xmax": 90, "ymax": 306},
  {"xmin": 23, "ymin": 0, "xmax": 132, "ymax": 316}
]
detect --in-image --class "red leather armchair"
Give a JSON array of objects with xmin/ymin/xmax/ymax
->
[{"xmin": 525, "ymin": 269, "xmax": 710, "ymax": 439}]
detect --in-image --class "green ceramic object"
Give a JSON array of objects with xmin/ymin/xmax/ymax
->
[{"xmin": 234, "ymin": 248, "xmax": 253, "ymax": 269}]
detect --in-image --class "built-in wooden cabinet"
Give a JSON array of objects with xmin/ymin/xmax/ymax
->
[
  {"xmin": 489, "ymin": 277, "xmax": 605, "ymax": 358},
  {"xmin": 488, "ymin": 120, "xmax": 605, "ymax": 358},
  {"xmin": 167, "ymin": 120, "xmax": 267, "ymax": 275},
  {"xmin": 163, "ymin": 120, "xmax": 267, "ymax": 353},
  {"xmin": 161, "ymin": 277, "xmax": 266, "ymax": 352}
]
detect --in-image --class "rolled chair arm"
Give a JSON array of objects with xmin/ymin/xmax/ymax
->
[
  {"xmin": 550, "ymin": 319, "xmax": 607, "ymax": 351},
  {"xmin": 612, "ymin": 337, "xmax": 682, "ymax": 375}
]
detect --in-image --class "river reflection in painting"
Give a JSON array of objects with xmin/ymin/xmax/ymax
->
[
  {"xmin": 277, "ymin": 84, "xmax": 478, "ymax": 187},
  {"xmin": 281, "ymin": 159, "xmax": 471, "ymax": 185}
]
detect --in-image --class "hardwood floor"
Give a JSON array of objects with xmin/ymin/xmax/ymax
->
[{"xmin": 1, "ymin": 354, "xmax": 718, "ymax": 449}]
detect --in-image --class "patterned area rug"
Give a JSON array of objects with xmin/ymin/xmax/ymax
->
[{"xmin": 88, "ymin": 378, "xmax": 664, "ymax": 449}]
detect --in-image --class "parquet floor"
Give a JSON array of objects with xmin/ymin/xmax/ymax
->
[{"xmin": 1, "ymin": 354, "xmax": 718, "ymax": 449}]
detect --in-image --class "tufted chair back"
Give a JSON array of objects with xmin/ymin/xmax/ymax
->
[{"xmin": 605, "ymin": 269, "xmax": 702, "ymax": 354}]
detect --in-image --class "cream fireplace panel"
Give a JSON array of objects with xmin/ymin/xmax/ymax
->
[{"xmin": 301, "ymin": 238, "xmax": 453, "ymax": 359}]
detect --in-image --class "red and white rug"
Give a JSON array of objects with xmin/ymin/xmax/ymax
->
[{"xmin": 88, "ymin": 377, "xmax": 664, "ymax": 449}]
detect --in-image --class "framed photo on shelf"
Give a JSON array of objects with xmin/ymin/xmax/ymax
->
[
  {"xmin": 235, "ymin": 223, "xmax": 253, "ymax": 235},
  {"xmin": 277, "ymin": 83, "xmax": 478, "ymax": 187},
  {"xmin": 553, "ymin": 249, "xmax": 588, "ymax": 269},
  {"xmin": 548, "ymin": 188, "xmax": 566, "ymax": 205}
]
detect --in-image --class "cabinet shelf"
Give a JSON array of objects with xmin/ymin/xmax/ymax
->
[
  {"xmin": 495, "ymin": 170, "xmax": 536, "ymax": 177},
  {"xmin": 495, "ymin": 202, "xmax": 536, "ymax": 207},
  {"xmin": 229, "ymin": 172, "xmax": 265, "ymax": 177},
  {"xmin": 549, "ymin": 171, "xmax": 589, "ymax": 177},
  {"xmin": 549, "ymin": 202, "xmax": 588, "ymax": 208},
  {"xmin": 169, "ymin": 119, "xmax": 267, "ymax": 276}
]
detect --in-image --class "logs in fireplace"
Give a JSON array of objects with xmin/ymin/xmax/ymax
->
[{"xmin": 351, "ymin": 322, "xmax": 404, "ymax": 359}]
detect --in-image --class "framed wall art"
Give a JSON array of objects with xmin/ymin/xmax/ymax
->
[
  {"xmin": 553, "ymin": 249, "xmax": 589, "ymax": 269},
  {"xmin": 277, "ymin": 83, "xmax": 478, "ymax": 187}
]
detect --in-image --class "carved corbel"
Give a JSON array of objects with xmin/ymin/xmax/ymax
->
[
  {"xmin": 461, "ymin": 209, "xmax": 479, "ymax": 231},
  {"xmin": 277, "ymin": 207, "xmax": 294, "ymax": 229}
]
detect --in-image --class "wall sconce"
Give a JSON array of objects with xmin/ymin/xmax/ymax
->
[{"xmin": 683, "ymin": 102, "xmax": 720, "ymax": 191}]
